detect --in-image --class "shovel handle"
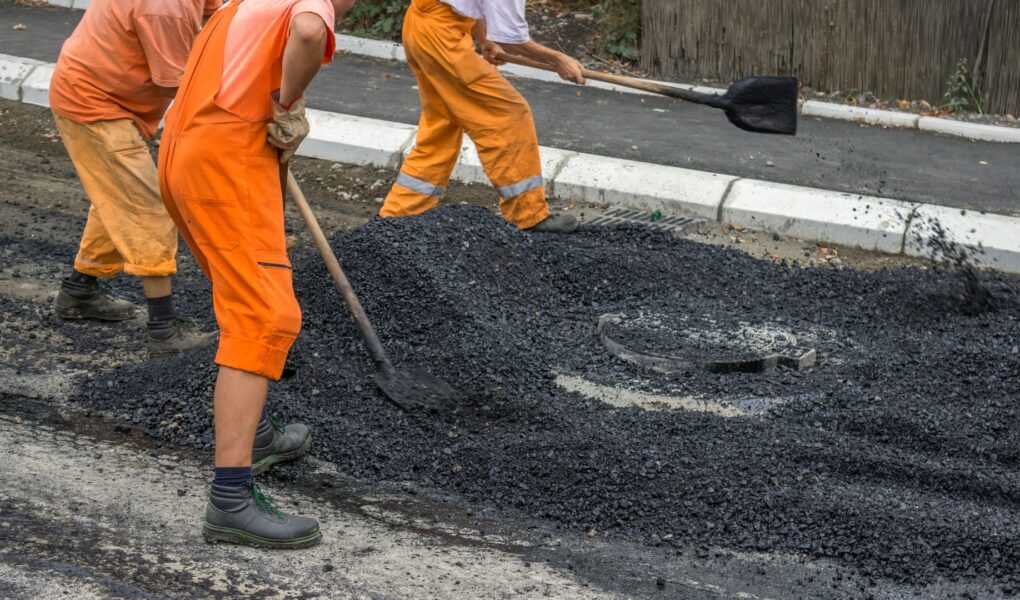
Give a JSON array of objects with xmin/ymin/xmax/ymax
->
[
  {"xmin": 285, "ymin": 169, "xmax": 393, "ymax": 373},
  {"xmin": 498, "ymin": 54, "xmax": 724, "ymax": 108}
]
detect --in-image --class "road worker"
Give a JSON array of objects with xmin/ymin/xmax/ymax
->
[
  {"xmin": 159, "ymin": 0, "xmax": 354, "ymax": 548},
  {"xmin": 380, "ymin": 0, "xmax": 586, "ymax": 233},
  {"xmin": 49, "ymin": 0, "xmax": 221, "ymax": 359}
]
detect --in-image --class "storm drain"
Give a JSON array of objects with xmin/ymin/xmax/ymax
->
[
  {"xmin": 599, "ymin": 312, "xmax": 817, "ymax": 375},
  {"xmin": 585, "ymin": 208, "xmax": 704, "ymax": 232}
]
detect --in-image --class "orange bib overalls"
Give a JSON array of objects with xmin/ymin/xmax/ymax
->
[{"xmin": 158, "ymin": 0, "xmax": 300, "ymax": 380}]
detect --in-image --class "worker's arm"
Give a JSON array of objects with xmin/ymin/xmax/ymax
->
[
  {"xmin": 278, "ymin": 12, "xmax": 330, "ymax": 106},
  {"xmin": 494, "ymin": 40, "xmax": 584, "ymax": 84},
  {"xmin": 471, "ymin": 2, "xmax": 584, "ymax": 85}
]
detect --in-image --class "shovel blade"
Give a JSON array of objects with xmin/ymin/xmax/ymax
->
[
  {"xmin": 375, "ymin": 368, "xmax": 458, "ymax": 413},
  {"xmin": 722, "ymin": 76, "xmax": 799, "ymax": 135}
]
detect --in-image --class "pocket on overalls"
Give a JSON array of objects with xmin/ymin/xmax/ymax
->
[{"xmin": 255, "ymin": 250, "xmax": 301, "ymax": 341}]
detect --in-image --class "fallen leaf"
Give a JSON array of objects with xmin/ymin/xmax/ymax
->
[{"xmin": 13, "ymin": 23, "xmax": 27, "ymax": 30}]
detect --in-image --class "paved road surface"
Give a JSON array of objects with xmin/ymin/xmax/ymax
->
[{"xmin": 3, "ymin": 2, "xmax": 1017, "ymax": 216}]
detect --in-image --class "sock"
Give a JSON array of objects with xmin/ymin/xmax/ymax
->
[
  {"xmin": 62, "ymin": 268, "xmax": 98, "ymax": 299},
  {"xmin": 146, "ymin": 294, "xmax": 177, "ymax": 323},
  {"xmin": 68, "ymin": 268, "xmax": 97, "ymax": 286},
  {"xmin": 213, "ymin": 466, "xmax": 253, "ymax": 488}
]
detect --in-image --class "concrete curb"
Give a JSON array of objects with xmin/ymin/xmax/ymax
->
[
  {"xmin": 6, "ymin": 52, "xmax": 1020, "ymax": 274},
  {"xmin": 41, "ymin": 1, "xmax": 1020, "ymax": 143}
]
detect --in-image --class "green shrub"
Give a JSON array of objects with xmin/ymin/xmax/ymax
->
[
  {"xmin": 344, "ymin": 0, "xmax": 409, "ymax": 39},
  {"xmin": 342, "ymin": 0, "xmax": 643, "ymax": 64},
  {"xmin": 593, "ymin": 0, "xmax": 640, "ymax": 61},
  {"xmin": 943, "ymin": 59, "xmax": 985, "ymax": 115}
]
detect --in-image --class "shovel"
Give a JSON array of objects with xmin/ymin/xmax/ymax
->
[
  {"xmin": 285, "ymin": 170, "xmax": 458, "ymax": 412},
  {"xmin": 499, "ymin": 54, "xmax": 799, "ymax": 136}
]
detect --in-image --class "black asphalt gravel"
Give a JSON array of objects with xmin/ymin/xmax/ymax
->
[{"xmin": 67, "ymin": 206, "xmax": 1020, "ymax": 595}]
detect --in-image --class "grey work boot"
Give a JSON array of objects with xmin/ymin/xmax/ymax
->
[
  {"xmin": 252, "ymin": 414, "xmax": 312, "ymax": 475},
  {"xmin": 527, "ymin": 213, "xmax": 579, "ymax": 234},
  {"xmin": 147, "ymin": 319, "xmax": 217, "ymax": 360},
  {"xmin": 203, "ymin": 482, "xmax": 321, "ymax": 549},
  {"xmin": 54, "ymin": 281, "xmax": 138, "ymax": 322}
]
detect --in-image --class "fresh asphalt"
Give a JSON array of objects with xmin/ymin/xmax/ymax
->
[{"xmin": 2, "ymin": 1, "xmax": 1018, "ymax": 215}]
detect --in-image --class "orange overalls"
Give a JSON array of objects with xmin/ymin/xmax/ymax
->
[
  {"xmin": 158, "ymin": 0, "xmax": 299, "ymax": 380},
  {"xmin": 379, "ymin": 0, "xmax": 550, "ymax": 229}
]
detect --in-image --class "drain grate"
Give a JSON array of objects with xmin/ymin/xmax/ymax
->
[{"xmin": 585, "ymin": 208, "xmax": 705, "ymax": 232}]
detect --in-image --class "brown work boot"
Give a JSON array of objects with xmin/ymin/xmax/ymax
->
[
  {"xmin": 147, "ymin": 318, "xmax": 217, "ymax": 360},
  {"xmin": 527, "ymin": 213, "xmax": 579, "ymax": 234},
  {"xmin": 54, "ymin": 280, "xmax": 138, "ymax": 322}
]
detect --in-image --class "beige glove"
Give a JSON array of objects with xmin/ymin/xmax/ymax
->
[{"xmin": 267, "ymin": 95, "xmax": 309, "ymax": 163}]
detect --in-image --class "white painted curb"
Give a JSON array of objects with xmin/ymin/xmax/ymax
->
[
  {"xmin": 721, "ymin": 180, "xmax": 916, "ymax": 254},
  {"xmin": 20, "ymin": 63, "xmax": 54, "ymax": 108},
  {"xmin": 553, "ymin": 154, "xmax": 734, "ymax": 220},
  {"xmin": 41, "ymin": 0, "xmax": 1019, "ymax": 143},
  {"xmin": 0, "ymin": 53, "xmax": 43, "ymax": 101},
  {"xmin": 904, "ymin": 205, "xmax": 1020, "ymax": 273},
  {"xmin": 304, "ymin": 109, "xmax": 415, "ymax": 169},
  {"xmin": 801, "ymin": 101, "xmax": 920, "ymax": 129},
  {"xmin": 4, "ymin": 52, "xmax": 1020, "ymax": 273},
  {"xmin": 917, "ymin": 117, "xmax": 1020, "ymax": 144}
]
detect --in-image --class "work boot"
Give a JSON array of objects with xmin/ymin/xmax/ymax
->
[
  {"xmin": 147, "ymin": 319, "xmax": 217, "ymax": 360},
  {"xmin": 54, "ymin": 279, "xmax": 138, "ymax": 321},
  {"xmin": 203, "ymin": 482, "xmax": 322, "ymax": 549},
  {"xmin": 527, "ymin": 213, "xmax": 579, "ymax": 234},
  {"xmin": 252, "ymin": 414, "xmax": 312, "ymax": 475}
]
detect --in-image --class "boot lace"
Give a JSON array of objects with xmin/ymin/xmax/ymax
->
[
  {"xmin": 268, "ymin": 413, "xmax": 287, "ymax": 435},
  {"xmin": 251, "ymin": 482, "xmax": 283, "ymax": 518}
]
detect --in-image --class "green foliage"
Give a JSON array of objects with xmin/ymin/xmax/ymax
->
[
  {"xmin": 344, "ymin": 0, "xmax": 409, "ymax": 39},
  {"xmin": 342, "ymin": 0, "xmax": 643, "ymax": 64},
  {"xmin": 942, "ymin": 59, "xmax": 985, "ymax": 115},
  {"xmin": 593, "ymin": 0, "xmax": 640, "ymax": 62}
]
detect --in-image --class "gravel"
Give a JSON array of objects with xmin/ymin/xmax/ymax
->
[{"xmin": 70, "ymin": 205, "xmax": 1020, "ymax": 593}]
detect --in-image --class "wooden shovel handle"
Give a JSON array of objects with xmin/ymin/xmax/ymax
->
[
  {"xmin": 497, "ymin": 54, "xmax": 721, "ymax": 107},
  {"xmin": 285, "ymin": 169, "xmax": 392, "ymax": 372}
]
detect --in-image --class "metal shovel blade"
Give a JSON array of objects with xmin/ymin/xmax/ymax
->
[
  {"xmin": 374, "ymin": 367, "xmax": 459, "ymax": 413},
  {"xmin": 722, "ymin": 76, "xmax": 799, "ymax": 136}
]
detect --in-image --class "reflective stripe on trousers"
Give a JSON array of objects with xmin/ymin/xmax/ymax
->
[{"xmin": 395, "ymin": 172, "xmax": 445, "ymax": 198}]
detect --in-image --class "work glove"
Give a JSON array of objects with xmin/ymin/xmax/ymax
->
[{"xmin": 267, "ymin": 95, "xmax": 309, "ymax": 164}]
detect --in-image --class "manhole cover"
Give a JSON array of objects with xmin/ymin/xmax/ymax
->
[
  {"xmin": 586, "ymin": 208, "xmax": 704, "ymax": 233},
  {"xmin": 599, "ymin": 312, "xmax": 817, "ymax": 374}
]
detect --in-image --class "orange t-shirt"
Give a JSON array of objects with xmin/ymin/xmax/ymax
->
[
  {"xmin": 50, "ymin": 0, "xmax": 216, "ymax": 139},
  {"xmin": 216, "ymin": 0, "xmax": 336, "ymax": 122}
]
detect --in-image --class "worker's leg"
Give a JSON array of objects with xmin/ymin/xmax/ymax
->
[
  {"xmin": 52, "ymin": 114, "xmax": 138, "ymax": 320},
  {"xmin": 163, "ymin": 124, "xmax": 317, "ymax": 547},
  {"xmin": 213, "ymin": 366, "xmax": 268, "ymax": 467},
  {"xmin": 53, "ymin": 114, "xmax": 216, "ymax": 351},
  {"xmin": 379, "ymin": 17, "xmax": 464, "ymax": 218},
  {"xmin": 442, "ymin": 66, "xmax": 551, "ymax": 229}
]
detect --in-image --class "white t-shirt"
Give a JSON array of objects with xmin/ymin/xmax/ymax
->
[{"xmin": 440, "ymin": 0, "xmax": 530, "ymax": 44}]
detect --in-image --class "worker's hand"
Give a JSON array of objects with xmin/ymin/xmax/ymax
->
[
  {"xmin": 554, "ymin": 53, "xmax": 586, "ymax": 85},
  {"xmin": 481, "ymin": 41, "xmax": 506, "ymax": 66},
  {"xmin": 267, "ymin": 94, "xmax": 310, "ymax": 163}
]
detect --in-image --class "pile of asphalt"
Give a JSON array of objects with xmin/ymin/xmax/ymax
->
[{"xmin": 72, "ymin": 206, "xmax": 1020, "ymax": 592}]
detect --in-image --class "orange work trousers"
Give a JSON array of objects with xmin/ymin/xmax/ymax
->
[
  {"xmin": 157, "ymin": 0, "xmax": 299, "ymax": 380},
  {"xmin": 55, "ymin": 114, "xmax": 178, "ymax": 278},
  {"xmin": 379, "ymin": 0, "xmax": 550, "ymax": 229}
]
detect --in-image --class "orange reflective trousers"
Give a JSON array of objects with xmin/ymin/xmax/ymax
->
[
  {"xmin": 158, "ymin": 0, "xmax": 299, "ymax": 380},
  {"xmin": 379, "ymin": 0, "xmax": 550, "ymax": 229}
]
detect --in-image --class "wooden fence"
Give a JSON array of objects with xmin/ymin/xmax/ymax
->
[{"xmin": 640, "ymin": 0, "xmax": 1020, "ymax": 115}]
